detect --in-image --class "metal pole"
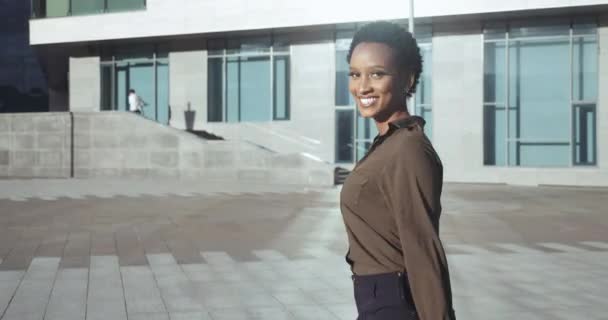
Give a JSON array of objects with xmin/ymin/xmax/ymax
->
[
  {"xmin": 409, "ymin": 0, "xmax": 416, "ymax": 115},
  {"xmin": 409, "ymin": 0, "xmax": 415, "ymax": 36}
]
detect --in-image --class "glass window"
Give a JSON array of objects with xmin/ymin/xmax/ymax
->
[
  {"xmin": 107, "ymin": 0, "xmax": 145, "ymax": 12},
  {"xmin": 71, "ymin": 0, "xmax": 105, "ymax": 15},
  {"xmin": 335, "ymin": 50, "xmax": 354, "ymax": 106},
  {"xmin": 46, "ymin": 0, "xmax": 70, "ymax": 17},
  {"xmin": 483, "ymin": 21, "xmax": 598, "ymax": 167},
  {"xmin": 415, "ymin": 42, "xmax": 433, "ymax": 138},
  {"xmin": 34, "ymin": 0, "xmax": 145, "ymax": 17},
  {"xmin": 416, "ymin": 45, "xmax": 433, "ymax": 105},
  {"xmin": 100, "ymin": 65, "xmax": 113, "ymax": 111},
  {"xmin": 484, "ymin": 42, "xmax": 506, "ymax": 103},
  {"xmin": 573, "ymin": 22, "xmax": 597, "ymax": 36},
  {"xmin": 274, "ymin": 56, "xmax": 290, "ymax": 120},
  {"xmin": 572, "ymin": 35, "xmax": 598, "ymax": 102},
  {"xmin": 99, "ymin": 49, "xmax": 170, "ymax": 124},
  {"xmin": 0, "ymin": 2, "xmax": 48, "ymax": 112},
  {"xmin": 115, "ymin": 65, "xmax": 128, "ymax": 111},
  {"xmin": 336, "ymin": 110, "xmax": 355, "ymax": 163},
  {"xmin": 484, "ymin": 104, "xmax": 506, "ymax": 165},
  {"xmin": 509, "ymin": 21, "xmax": 570, "ymax": 39},
  {"xmin": 207, "ymin": 37, "xmax": 290, "ymax": 122},
  {"xmin": 226, "ymin": 57, "xmax": 240, "ymax": 122},
  {"xmin": 355, "ymin": 115, "xmax": 378, "ymax": 161},
  {"xmin": 239, "ymin": 57, "xmax": 271, "ymax": 122},
  {"xmin": 508, "ymin": 36, "xmax": 571, "ymax": 167},
  {"xmin": 335, "ymin": 31, "xmax": 354, "ymax": 107},
  {"xmin": 356, "ymin": 115, "xmax": 378, "ymax": 141},
  {"xmin": 207, "ymin": 58, "xmax": 223, "ymax": 122},
  {"xmin": 227, "ymin": 37, "xmax": 271, "ymax": 55},
  {"xmin": 574, "ymin": 104, "xmax": 596, "ymax": 165}
]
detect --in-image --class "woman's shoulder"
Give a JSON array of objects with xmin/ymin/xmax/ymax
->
[
  {"xmin": 389, "ymin": 125, "xmax": 430, "ymax": 149},
  {"xmin": 386, "ymin": 127, "xmax": 439, "ymax": 164}
]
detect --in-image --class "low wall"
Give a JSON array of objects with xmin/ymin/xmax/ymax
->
[
  {"xmin": 0, "ymin": 113, "xmax": 72, "ymax": 178},
  {"xmin": 0, "ymin": 112, "xmax": 333, "ymax": 186}
]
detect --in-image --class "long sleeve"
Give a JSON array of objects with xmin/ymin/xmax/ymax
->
[{"xmin": 377, "ymin": 137, "xmax": 455, "ymax": 320}]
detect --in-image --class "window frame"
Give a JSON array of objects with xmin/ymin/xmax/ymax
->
[
  {"xmin": 206, "ymin": 36, "xmax": 291, "ymax": 123},
  {"xmin": 482, "ymin": 19, "xmax": 599, "ymax": 167}
]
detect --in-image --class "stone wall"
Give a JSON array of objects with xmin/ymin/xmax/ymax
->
[{"xmin": 0, "ymin": 113, "xmax": 72, "ymax": 178}]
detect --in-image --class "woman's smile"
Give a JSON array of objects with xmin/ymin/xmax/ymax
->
[{"xmin": 359, "ymin": 96, "xmax": 379, "ymax": 107}]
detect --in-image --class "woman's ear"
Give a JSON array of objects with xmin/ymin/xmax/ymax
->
[
  {"xmin": 400, "ymin": 73, "xmax": 415, "ymax": 95},
  {"xmin": 407, "ymin": 74, "xmax": 415, "ymax": 93}
]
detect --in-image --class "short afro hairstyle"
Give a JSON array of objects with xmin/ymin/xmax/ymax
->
[{"xmin": 347, "ymin": 21, "xmax": 423, "ymax": 98}]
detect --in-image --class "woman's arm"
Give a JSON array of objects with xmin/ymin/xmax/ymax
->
[{"xmin": 377, "ymin": 137, "xmax": 456, "ymax": 320}]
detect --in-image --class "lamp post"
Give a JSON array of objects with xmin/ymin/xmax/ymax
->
[{"xmin": 409, "ymin": 0, "xmax": 415, "ymax": 36}]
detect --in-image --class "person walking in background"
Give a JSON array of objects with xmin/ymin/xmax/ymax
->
[
  {"xmin": 128, "ymin": 89, "xmax": 143, "ymax": 114},
  {"xmin": 340, "ymin": 21, "xmax": 456, "ymax": 320}
]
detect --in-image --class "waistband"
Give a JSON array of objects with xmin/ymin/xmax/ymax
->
[
  {"xmin": 351, "ymin": 271, "xmax": 407, "ymax": 282},
  {"xmin": 352, "ymin": 271, "xmax": 416, "ymax": 314}
]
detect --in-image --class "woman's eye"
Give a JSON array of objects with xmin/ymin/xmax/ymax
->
[
  {"xmin": 349, "ymin": 72, "xmax": 360, "ymax": 79},
  {"xmin": 370, "ymin": 72, "xmax": 385, "ymax": 79}
]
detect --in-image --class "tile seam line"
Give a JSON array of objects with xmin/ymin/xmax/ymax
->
[
  {"xmin": 41, "ymin": 232, "xmax": 70, "ymax": 320},
  {"xmin": 84, "ymin": 231, "xmax": 91, "ymax": 320},
  {"xmin": 136, "ymin": 225, "xmax": 172, "ymax": 318},
  {"xmin": 114, "ymin": 231, "xmax": 130, "ymax": 320},
  {"xmin": 0, "ymin": 241, "xmax": 42, "ymax": 320}
]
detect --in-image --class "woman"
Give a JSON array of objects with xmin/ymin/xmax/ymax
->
[{"xmin": 340, "ymin": 21, "xmax": 456, "ymax": 320}]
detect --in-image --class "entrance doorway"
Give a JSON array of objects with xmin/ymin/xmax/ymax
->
[{"xmin": 101, "ymin": 51, "xmax": 169, "ymax": 124}]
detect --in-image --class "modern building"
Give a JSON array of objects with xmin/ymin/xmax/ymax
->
[
  {"xmin": 24, "ymin": 0, "xmax": 608, "ymax": 186},
  {"xmin": 0, "ymin": 1, "xmax": 48, "ymax": 113}
]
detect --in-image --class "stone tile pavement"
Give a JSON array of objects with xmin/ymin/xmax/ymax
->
[{"xmin": 0, "ymin": 179, "xmax": 607, "ymax": 319}]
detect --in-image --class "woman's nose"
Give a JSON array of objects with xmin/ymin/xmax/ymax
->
[{"xmin": 358, "ymin": 77, "xmax": 372, "ymax": 94}]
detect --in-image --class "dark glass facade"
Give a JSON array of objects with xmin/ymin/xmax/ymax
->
[{"xmin": 0, "ymin": 1, "xmax": 48, "ymax": 113}]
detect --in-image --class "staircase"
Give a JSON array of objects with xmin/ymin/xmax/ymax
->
[{"xmin": 76, "ymin": 112, "xmax": 335, "ymax": 185}]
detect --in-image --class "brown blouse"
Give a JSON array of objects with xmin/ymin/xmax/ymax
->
[{"xmin": 340, "ymin": 116, "xmax": 455, "ymax": 320}]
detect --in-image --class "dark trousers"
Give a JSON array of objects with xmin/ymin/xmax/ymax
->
[{"xmin": 353, "ymin": 272, "xmax": 419, "ymax": 320}]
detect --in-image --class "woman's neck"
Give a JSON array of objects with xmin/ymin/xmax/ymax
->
[{"xmin": 375, "ymin": 110, "xmax": 411, "ymax": 135}]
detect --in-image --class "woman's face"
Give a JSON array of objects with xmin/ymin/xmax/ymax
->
[{"xmin": 348, "ymin": 42, "xmax": 407, "ymax": 121}]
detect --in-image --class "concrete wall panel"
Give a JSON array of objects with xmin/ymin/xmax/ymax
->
[
  {"xmin": 69, "ymin": 57, "xmax": 101, "ymax": 112},
  {"xmin": 169, "ymin": 50, "xmax": 207, "ymax": 130}
]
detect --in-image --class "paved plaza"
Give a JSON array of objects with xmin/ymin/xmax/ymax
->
[{"xmin": 0, "ymin": 179, "xmax": 606, "ymax": 320}]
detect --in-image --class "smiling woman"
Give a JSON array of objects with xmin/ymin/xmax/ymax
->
[
  {"xmin": 346, "ymin": 22, "xmax": 422, "ymax": 129},
  {"xmin": 348, "ymin": 42, "xmax": 405, "ymax": 121},
  {"xmin": 340, "ymin": 21, "xmax": 456, "ymax": 320}
]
